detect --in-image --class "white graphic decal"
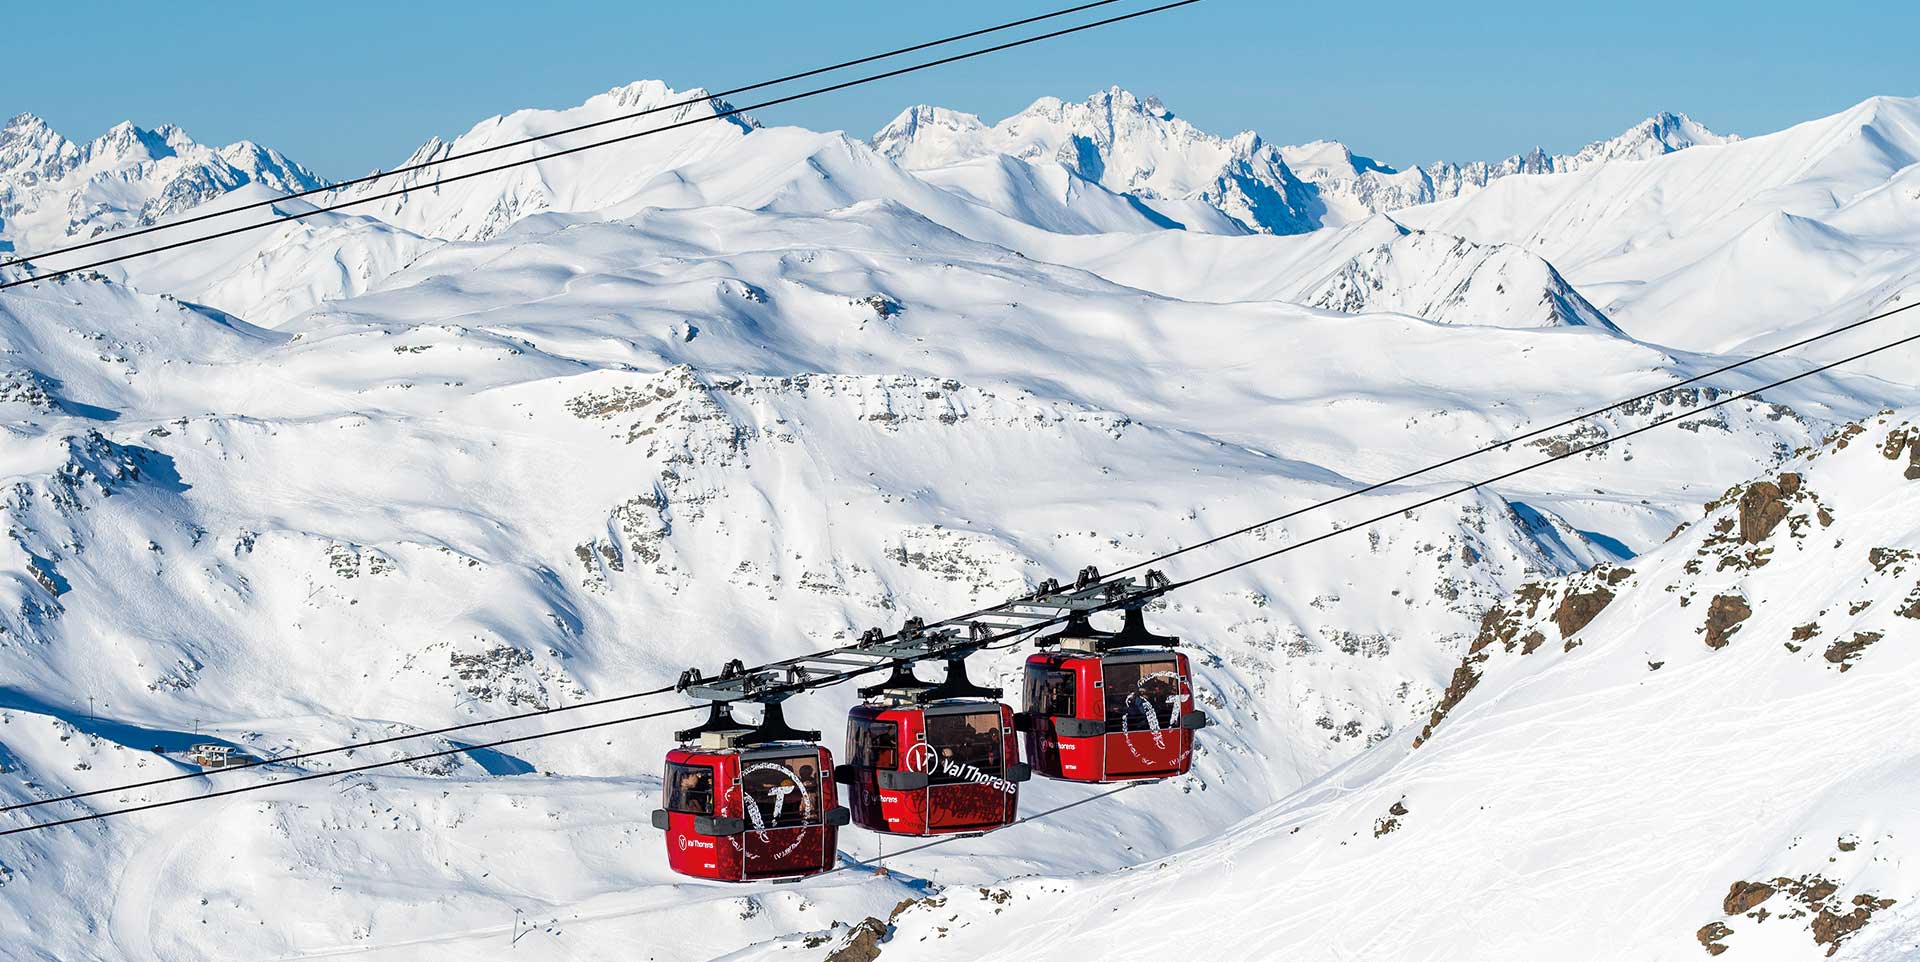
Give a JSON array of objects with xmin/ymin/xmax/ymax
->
[
  {"xmin": 907, "ymin": 737, "xmax": 1017, "ymax": 795},
  {"xmin": 903, "ymin": 741, "xmax": 937, "ymax": 775},
  {"xmin": 732, "ymin": 760, "xmax": 816, "ymax": 861},
  {"xmin": 1118, "ymin": 669, "xmax": 1192, "ymax": 766}
]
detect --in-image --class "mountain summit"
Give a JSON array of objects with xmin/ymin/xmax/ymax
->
[
  {"xmin": 0, "ymin": 113, "xmax": 322, "ymax": 256},
  {"xmin": 873, "ymin": 86, "xmax": 1320, "ymax": 234},
  {"xmin": 875, "ymin": 90, "xmax": 1739, "ymax": 233}
]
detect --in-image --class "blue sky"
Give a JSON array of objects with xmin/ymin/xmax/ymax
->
[{"xmin": 12, "ymin": 0, "xmax": 1917, "ymax": 179}]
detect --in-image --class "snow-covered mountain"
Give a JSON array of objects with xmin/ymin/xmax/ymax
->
[
  {"xmin": 0, "ymin": 113, "xmax": 323, "ymax": 258},
  {"xmin": 761, "ymin": 410, "xmax": 1920, "ymax": 962},
  {"xmin": 1398, "ymin": 96, "xmax": 1920, "ymax": 357},
  {"xmin": 874, "ymin": 89, "xmax": 1737, "ymax": 233},
  {"xmin": 1, "ymin": 76, "xmax": 1917, "ymax": 962},
  {"xmin": 873, "ymin": 87, "xmax": 1319, "ymax": 234},
  {"xmin": 1293, "ymin": 110, "xmax": 1739, "ymax": 226},
  {"xmin": 330, "ymin": 80, "xmax": 757, "ymax": 243}
]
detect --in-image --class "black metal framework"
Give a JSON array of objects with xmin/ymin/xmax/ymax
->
[{"xmin": 672, "ymin": 567, "xmax": 1176, "ymax": 712}]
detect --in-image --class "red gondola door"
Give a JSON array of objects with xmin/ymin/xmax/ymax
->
[
  {"xmin": 918, "ymin": 704, "xmax": 1018, "ymax": 832},
  {"xmin": 736, "ymin": 748, "xmax": 834, "ymax": 880},
  {"xmin": 1100, "ymin": 652, "xmax": 1194, "ymax": 779},
  {"xmin": 1021, "ymin": 659, "xmax": 1079, "ymax": 779}
]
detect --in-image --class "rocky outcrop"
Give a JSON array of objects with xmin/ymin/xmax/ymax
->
[
  {"xmin": 1415, "ymin": 566, "xmax": 1631, "ymax": 747},
  {"xmin": 1822, "ymin": 632, "xmax": 1881, "ymax": 672},
  {"xmin": 1373, "ymin": 799, "xmax": 1409, "ymax": 837},
  {"xmin": 1691, "ymin": 472, "xmax": 1832, "ymax": 572},
  {"xmin": 1737, "ymin": 474, "xmax": 1798, "ymax": 544},
  {"xmin": 1883, "ymin": 426, "xmax": 1920, "ymax": 480},
  {"xmin": 1700, "ymin": 872, "xmax": 1896, "ymax": 957},
  {"xmin": 1702, "ymin": 595, "xmax": 1752, "ymax": 650},
  {"xmin": 1554, "ymin": 566, "xmax": 1632, "ymax": 639},
  {"xmin": 825, "ymin": 918, "xmax": 889, "ymax": 962}
]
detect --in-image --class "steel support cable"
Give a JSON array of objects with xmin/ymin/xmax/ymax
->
[
  {"xmin": 0, "ymin": 702, "xmax": 707, "ymax": 838},
  {"xmin": 0, "ymin": 594, "xmax": 1042, "ymax": 817},
  {"xmin": 0, "ymin": 1, "xmax": 1130, "ymax": 272},
  {"xmin": 0, "ymin": 0, "xmax": 1202, "ymax": 290},
  {"xmin": 1157, "ymin": 329, "xmax": 1920, "ymax": 593},
  {"xmin": 0, "ymin": 683, "xmax": 672, "ymax": 814},
  {"xmin": 0, "ymin": 631, "xmax": 1052, "ymax": 836},
  {"xmin": 832, "ymin": 781, "xmax": 1145, "ymax": 873},
  {"xmin": 1095, "ymin": 298, "xmax": 1920, "ymax": 585}
]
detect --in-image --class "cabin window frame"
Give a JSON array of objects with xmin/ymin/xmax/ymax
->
[
  {"xmin": 1101, "ymin": 657, "xmax": 1183, "ymax": 734},
  {"xmin": 848, "ymin": 718, "xmax": 900, "ymax": 769},
  {"xmin": 1024, "ymin": 664, "xmax": 1077, "ymax": 718},
  {"xmin": 664, "ymin": 760, "xmax": 717, "ymax": 815},
  {"xmin": 923, "ymin": 709, "xmax": 1006, "ymax": 785}
]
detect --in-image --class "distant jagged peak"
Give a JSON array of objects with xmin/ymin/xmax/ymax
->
[
  {"xmin": 87, "ymin": 119, "xmax": 185, "ymax": 164},
  {"xmin": 1019, "ymin": 84, "xmax": 1178, "ymax": 126},
  {"xmin": 0, "ymin": 113, "xmax": 79, "ymax": 180},
  {"xmin": 379, "ymin": 79, "xmax": 757, "ymax": 178},
  {"xmin": 1442, "ymin": 110, "xmax": 1738, "ymax": 180},
  {"xmin": 873, "ymin": 85, "xmax": 1317, "ymax": 235},
  {"xmin": 874, "ymin": 85, "xmax": 1256, "ymax": 166},
  {"xmin": 584, "ymin": 79, "xmax": 753, "ymax": 127},
  {"xmin": 0, "ymin": 112, "xmax": 324, "ymax": 250},
  {"xmin": 873, "ymin": 104, "xmax": 988, "ymax": 145},
  {"xmin": 1568, "ymin": 110, "xmax": 1739, "ymax": 166},
  {"xmin": 1279, "ymin": 139, "xmax": 1397, "ymax": 176},
  {"xmin": 0, "ymin": 112, "xmax": 320, "ymax": 186},
  {"xmin": 460, "ymin": 79, "xmax": 754, "ymax": 145},
  {"xmin": 3, "ymin": 111, "xmax": 61, "ymax": 140},
  {"xmin": 337, "ymin": 79, "xmax": 765, "ymax": 243}
]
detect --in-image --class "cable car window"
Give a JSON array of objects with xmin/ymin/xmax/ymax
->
[
  {"xmin": 1024, "ymin": 665, "xmax": 1076, "ymax": 717},
  {"xmin": 1103, "ymin": 659, "xmax": 1182, "ymax": 732},
  {"xmin": 740, "ymin": 753, "xmax": 822, "ymax": 828},
  {"xmin": 665, "ymin": 761, "xmax": 716, "ymax": 815},
  {"xmin": 848, "ymin": 719, "xmax": 899, "ymax": 768},
  {"xmin": 924, "ymin": 710, "xmax": 1005, "ymax": 784}
]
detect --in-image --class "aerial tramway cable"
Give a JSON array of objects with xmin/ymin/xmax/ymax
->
[
  {"xmin": 831, "ymin": 781, "xmax": 1145, "ymax": 875},
  {"xmin": 0, "ymin": 630, "xmax": 1047, "ymax": 838},
  {"xmin": 5, "ymin": 324, "xmax": 1916, "ymax": 839},
  {"xmin": 1154, "ymin": 326, "xmax": 1920, "ymax": 593},
  {"xmin": 1092, "ymin": 298, "xmax": 1920, "ymax": 585},
  {"xmin": 0, "ymin": 0, "xmax": 1202, "ymax": 291},
  {"xmin": 0, "ymin": 0, "xmax": 1131, "ymax": 274}
]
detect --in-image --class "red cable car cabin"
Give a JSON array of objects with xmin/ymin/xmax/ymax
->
[
  {"xmin": 834, "ymin": 657, "xmax": 1029, "ymax": 836},
  {"xmin": 652, "ymin": 701, "xmax": 850, "ymax": 882},
  {"xmin": 1019, "ymin": 607, "xmax": 1208, "ymax": 783}
]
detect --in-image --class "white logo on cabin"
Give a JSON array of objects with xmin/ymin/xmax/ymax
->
[
  {"xmin": 903, "ymin": 742, "xmax": 938, "ymax": 775},
  {"xmin": 735, "ymin": 760, "xmax": 814, "ymax": 861},
  {"xmin": 1118, "ymin": 669, "xmax": 1192, "ymax": 766},
  {"xmin": 906, "ymin": 740, "xmax": 1015, "ymax": 795}
]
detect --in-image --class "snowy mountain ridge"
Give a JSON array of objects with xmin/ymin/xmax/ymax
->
[
  {"xmin": 874, "ymin": 87, "xmax": 1738, "ymax": 232},
  {"xmin": 329, "ymin": 80, "xmax": 758, "ymax": 243},
  {"xmin": 0, "ymin": 112, "xmax": 323, "ymax": 256}
]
